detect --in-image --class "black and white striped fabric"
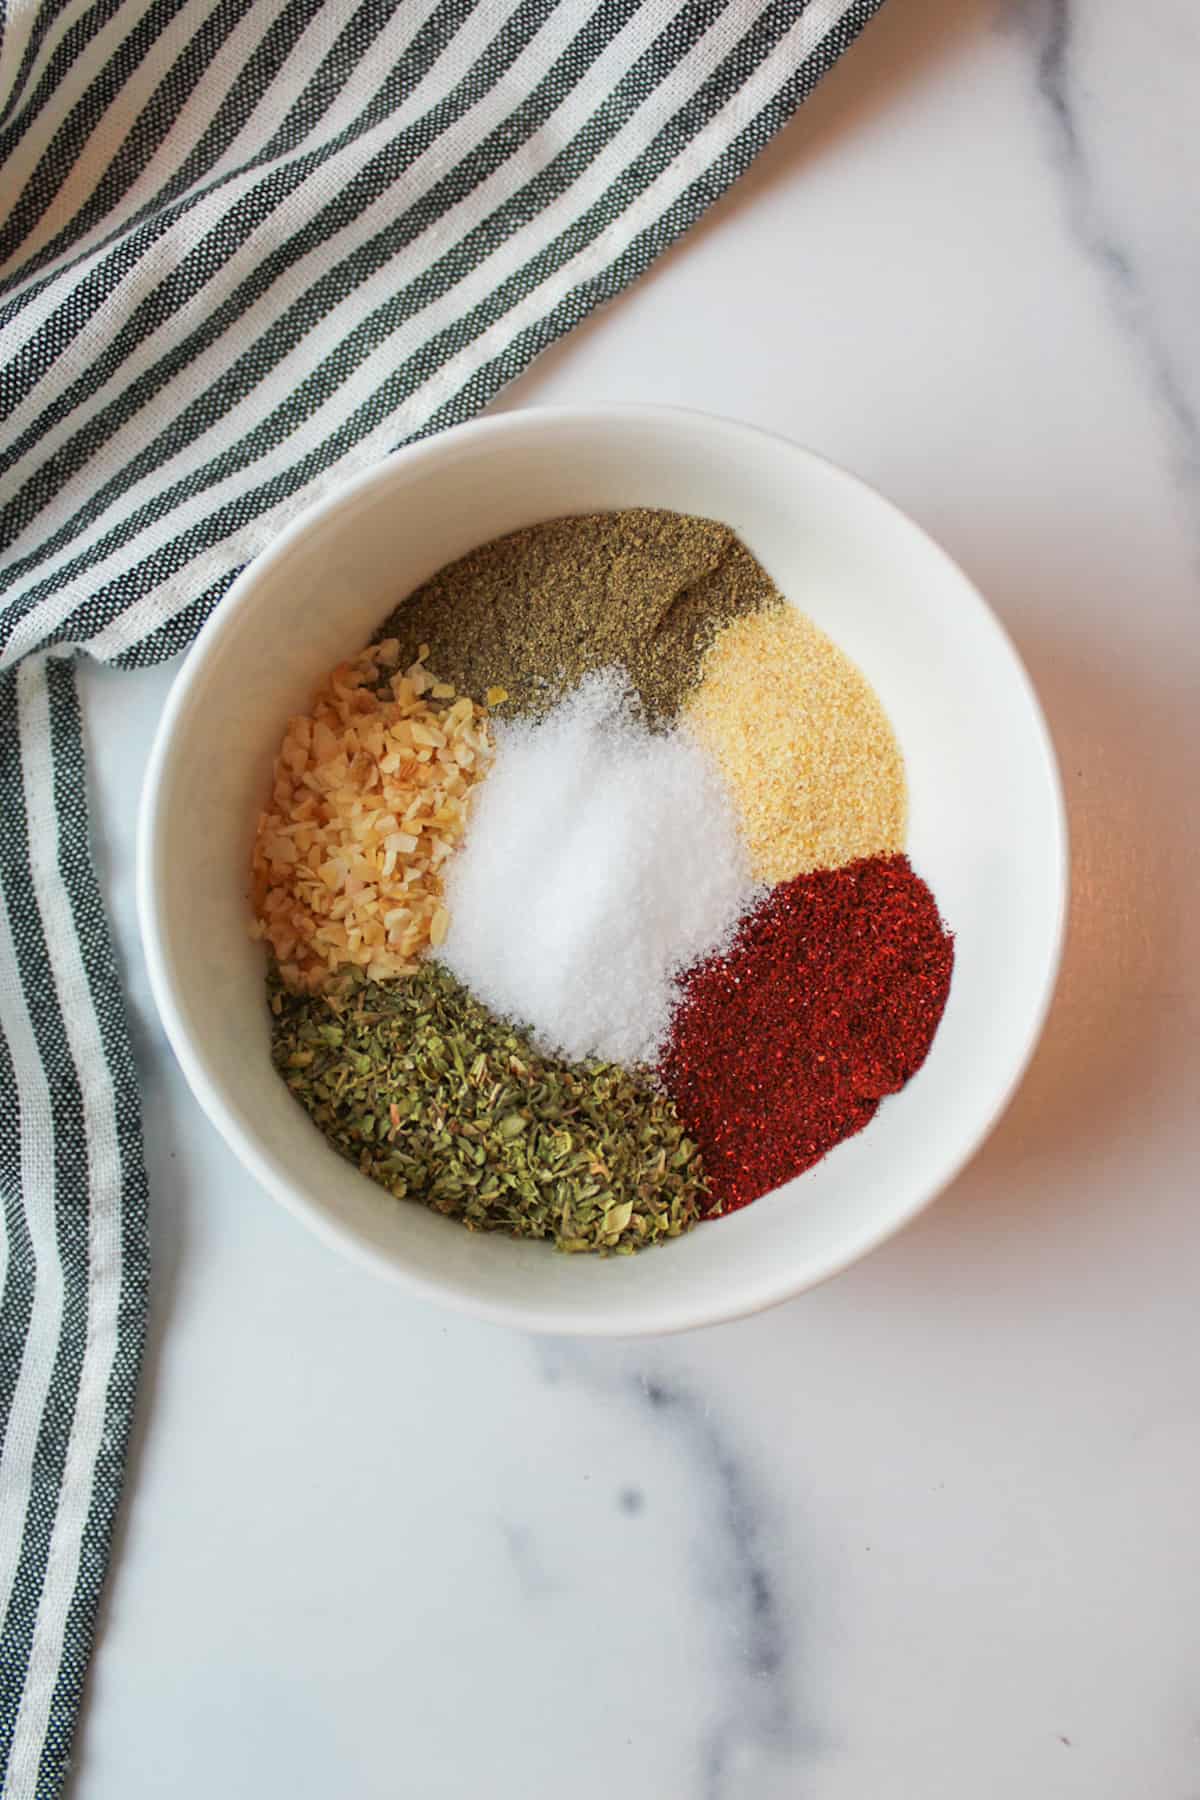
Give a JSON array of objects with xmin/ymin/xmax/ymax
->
[{"xmin": 0, "ymin": 1, "xmax": 881, "ymax": 1789}]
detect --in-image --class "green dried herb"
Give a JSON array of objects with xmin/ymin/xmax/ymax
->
[
  {"xmin": 375, "ymin": 509, "xmax": 780, "ymax": 725},
  {"xmin": 269, "ymin": 963, "xmax": 713, "ymax": 1254}
]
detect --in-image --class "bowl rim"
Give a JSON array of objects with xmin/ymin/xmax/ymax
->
[{"xmin": 137, "ymin": 403, "xmax": 1070, "ymax": 1336}]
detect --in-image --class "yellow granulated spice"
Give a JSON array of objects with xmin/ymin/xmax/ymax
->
[{"xmin": 685, "ymin": 605, "xmax": 906, "ymax": 882}]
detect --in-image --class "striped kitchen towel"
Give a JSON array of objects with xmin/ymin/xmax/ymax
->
[{"xmin": 0, "ymin": 1, "xmax": 882, "ymax": 1790}]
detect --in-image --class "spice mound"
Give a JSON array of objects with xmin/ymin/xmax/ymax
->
[
  {"xmin": 659, "ymin": 855, "xmax": 954, "ymax": 1210},
  {"xmin": 376, "ymin": 507, "xmax": 781, "ymax": 723},
  {"xmin": 250, "ymin": 642, "xmax": 491, "ymax": 990},
  {"xmin": 437, "ymin": 669, "xmax": 761, "ymax": 1066},
  {"xmin": 686, "ymin": 605, "xmax": 906, "ymax": 883},
  {"xmin": 271, "ymin": 964, "xmax": 710, "ymax": 1253}
]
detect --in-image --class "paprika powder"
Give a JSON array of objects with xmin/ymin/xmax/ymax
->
[{"xmin": 659, "ymin": 854, "xmax": 954, "ymax": 1211}]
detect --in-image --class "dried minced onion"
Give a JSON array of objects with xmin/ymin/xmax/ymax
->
[{"xmin": 250, "ymin": 639, "xmax": 491, "ymax": 990}]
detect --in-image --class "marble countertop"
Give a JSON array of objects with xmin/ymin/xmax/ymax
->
[{"xmin": 71, "ymin": 3, "xmax": 1200, "ymax": 1795}]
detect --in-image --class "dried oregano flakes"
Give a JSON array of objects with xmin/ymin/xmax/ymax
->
[{"xmin": 270, "ymin": 963, "xmax": 712, "ymax": 1254}]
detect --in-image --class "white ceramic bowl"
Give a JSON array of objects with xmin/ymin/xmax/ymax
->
[{"xmin": 138, "ymin": 407, "xmax": 1067, "ymax": 1335}]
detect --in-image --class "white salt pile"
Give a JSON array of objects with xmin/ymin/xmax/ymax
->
[{"xmin": 437, "ymin": 671, "xmax": 761, "ymax": 1066}]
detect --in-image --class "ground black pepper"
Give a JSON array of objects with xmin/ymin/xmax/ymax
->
[{"xmin": 376, "ymin": 508, "xmax": 781, "ymax": 723}]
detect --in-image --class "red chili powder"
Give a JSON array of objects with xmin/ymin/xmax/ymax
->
[{"xmin": 659, "ymin": 854, "xmax": 954, "ymax": 1212}]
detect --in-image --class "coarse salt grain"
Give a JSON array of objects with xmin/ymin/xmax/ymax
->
[
  {"xmin": 251, "ymin": 640, "xmax": 491, "ymax": 990},
  {"xmin": 437, "ymin": 670, "xmax": 761, "ymax": 1067}
]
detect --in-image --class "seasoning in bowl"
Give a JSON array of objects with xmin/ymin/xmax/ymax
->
[{"xmin": 251, "ymin": 507, "xmax": 954, "ymax": 1254}]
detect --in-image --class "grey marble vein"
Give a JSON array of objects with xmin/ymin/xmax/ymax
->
[
  {"xmin": 1022, "ymin": 0, "xmax": 1200, "ymax": 494},
  {"xmin": 638, "ymin": 1371, "xmax": 794, "ymax": 1800},
  {"xmin": 537, "ymin": 1342, "xmax": 806, "ymax": 1800},
  {"xmin": 498, "ymin": 1518, "xmax": 558, "ymax": 1599}
]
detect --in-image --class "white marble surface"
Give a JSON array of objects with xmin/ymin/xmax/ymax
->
[{"xmin": 70, "ymin": 2, "xmax": 1200, "ymax": 1794}]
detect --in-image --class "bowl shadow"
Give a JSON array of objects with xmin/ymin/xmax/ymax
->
[{"xmin": 886, "ymin": 617, "xmax": 1190, "ymax": 1258}]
